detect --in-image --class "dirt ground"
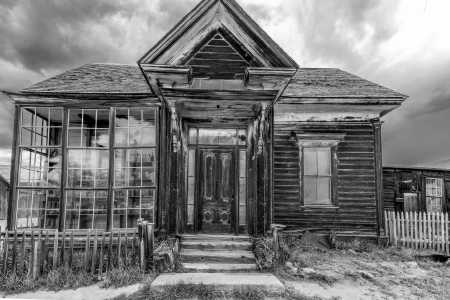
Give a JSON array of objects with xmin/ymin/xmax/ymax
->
[
  {"xmin": 1, "ymin": 282, "xmax": 144, "ymax": 300},
  {"xmin": 279, "ymin": 247, "xmax": 449, "ymax": 300}
]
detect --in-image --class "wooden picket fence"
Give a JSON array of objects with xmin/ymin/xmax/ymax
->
[
  {"xmin": 384, "ymin": 210, "xmax": 449, "ymax": 254},
  {"xmin": 0, "ymin": 221, "xmax": 154, "ymax": 278}
]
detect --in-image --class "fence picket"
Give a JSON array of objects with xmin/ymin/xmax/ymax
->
[
  {"xmin": 84, "ymin": 231, "xmax": 89, "ymax": 271},
  {"xmin": 2, "ymin": 231, "xmax": 8, "ymax": 274},
  {"xmin": 20, "ymin": 232, "xmax": 26, "ymax": 274},
  {"xmin": 99, "ymin": 232, "xmax": 105, "ymax": 278},
  {"xmin": 445, "ymin": 213, "xmax": 449, "ymax": 255},
  {"xmin": 385, "ymin": 210, "xmax": 449, "ymax": 254},
  {"xmin": 0, "ymin": 228, "xmax": 144, "ymax": 275},
  {"xmin": 91, "ymin": 231, "xmax": 98, "ymax": 274},
  {"xmin": 12, "ymin": 230, "xmax": 17, "ymax": 273},
  {"xmin": 52, "ymin": 231, "xmax": 58, "ymax": 269}
]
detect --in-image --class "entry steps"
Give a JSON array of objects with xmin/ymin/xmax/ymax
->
[{"xmin": 180, "ymin": 234, "xmax": 257, "ymax": 272}]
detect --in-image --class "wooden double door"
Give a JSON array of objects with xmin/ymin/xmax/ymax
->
[{"xmin": 197, "ymin": 148, "xmax": 237, "ymax": 233}]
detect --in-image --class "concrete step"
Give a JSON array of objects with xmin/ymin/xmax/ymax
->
[
  {"xmin": 182, "ymin": 234, "xmax": 251, "ymax": 242},
  {"xmin": 182, "ymin": 240, "xmax": 252, "ymax": 251},
  {"xmin": 150, "ymin": 273, "xmax": 285, "ymax": 296},
  {"xmin": 181, "ymin": 262, "xmax": 258, "ymax": 272},
  {"xmin": 180, "ymin": 249, "xmax": 255, "ymax": 264}
]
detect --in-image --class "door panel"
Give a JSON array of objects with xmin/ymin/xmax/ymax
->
[{"xmin": 199, "ymin": 149, "xmax": 236, "ymax": 233}]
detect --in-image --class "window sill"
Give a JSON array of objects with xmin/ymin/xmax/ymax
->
[{"xmin": 301, "ymin": 205, "xmax": 339, "ymax": 210}]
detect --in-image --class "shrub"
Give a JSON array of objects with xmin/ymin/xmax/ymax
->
[{"xmin": 253, "ymin": 236, "xmax": 276, "ymax": 271}]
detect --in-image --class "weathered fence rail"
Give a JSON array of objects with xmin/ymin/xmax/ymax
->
[
  {"xmin": 384, "ymin": 210, "xmax": 449, "ymax": 254},
  {"xmin": 0, "ymin": 222, "xmax": 154, "ymax": 278}
]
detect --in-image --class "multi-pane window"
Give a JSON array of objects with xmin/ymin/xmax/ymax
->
[
  {"xmin": 17, "ymin": 107, "xmax": 63, "ymax": 228},
  {"xmin": 113, "ymin": 108, "xmax": 156, "ymax": 228},
  {"xmin": 303, "ymin": 147, "xmax": 332, "ymax": 206},
  {"xmin": 425, "ymin": 177, "xmax": 443, "ymax": 212},
  {"xmin": 15, "ymin": 106, "xmax": 157, "ymax": 231},
  {"xmin": 65, "ymin": 109, "xmax": 110, "ymax": 229}
]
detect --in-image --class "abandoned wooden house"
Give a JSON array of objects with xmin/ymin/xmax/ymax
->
[
  {"xmin": 383, "ymin": 166, "xmax": 450, "ymax": 213},
  {"xmin": 3, "ymin": 0, "xmax": 407, "ymax": 239}
]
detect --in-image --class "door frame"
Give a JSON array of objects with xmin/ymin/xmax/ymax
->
[
  {"xmin": 185, "ymin": 126, "xmax": 248, "ymax": 235},
  {"xmin": 196, "ymin": 146, "xmax": 238, "ymax": 234}
]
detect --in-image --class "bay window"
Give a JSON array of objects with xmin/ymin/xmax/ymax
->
[
  {"xmin": 15, "ymin": 106, "xmax": 157, "ymax": 230},
  {"xmin": 17, "ymin": 107, "xmax": 63, "ymax": 228}
]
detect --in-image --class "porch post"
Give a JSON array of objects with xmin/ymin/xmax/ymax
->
[
  {"xmin": 7, "ymin": 105, "xmax": 19, "ymax": 230},
  {"xmin": 168, "ymin": 104, "xmax": 181, "ymax": 234}
]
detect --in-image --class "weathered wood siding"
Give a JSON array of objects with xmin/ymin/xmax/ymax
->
[
  {"xmin": 273, "ymin": 121, "xmax": 378, "ymax": 234},
  {"xmin": 186, "ymin": 33, "xmax": 252, "ymax": 80},
  {"xmin": 383, "ymin": 167, "xmax": 450, "ymax": 212}
]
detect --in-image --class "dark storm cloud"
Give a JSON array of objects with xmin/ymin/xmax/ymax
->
[
  {"xmin": 293, "ymin": 0, "xmax": 400, "ymax": 70},
  {"xmin": 0, "ymin": 0, "xmax": 144, "ymax": 73}
]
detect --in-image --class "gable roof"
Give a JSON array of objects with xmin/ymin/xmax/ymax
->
[
  {"xmin": 21, "ymin": 63, "xmax": 152, "ymax": 95},
  {"xmin": 139, "ymin": 0, "xmax": 298, "ymax": 68},
  {"xmin": 281, "ymin": 68, "xmax": 407, "ymax": 100}
]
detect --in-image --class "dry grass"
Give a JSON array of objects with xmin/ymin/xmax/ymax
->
[{"xmin": 280, "ymin": 243, "xmax": 450, "ymax": 299}]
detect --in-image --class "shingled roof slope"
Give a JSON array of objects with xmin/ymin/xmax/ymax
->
[
  {"xmin": 22, "ymin": 63, "xmax": 153, "ymax": 95},
  {"xmin": 282, "ymin": 68, "xmax": 407, "ymax": 99}
]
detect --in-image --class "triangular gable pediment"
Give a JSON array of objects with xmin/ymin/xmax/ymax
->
[{"xmin": 138, "ymin": 0, "xmax": 298, "ymax": 69}]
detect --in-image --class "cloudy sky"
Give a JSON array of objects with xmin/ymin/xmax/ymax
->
[{"xmin": 1, "ymin": 0, "xmax": 450, "ymax": 177}]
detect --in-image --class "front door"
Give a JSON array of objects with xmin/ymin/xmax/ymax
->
[{"xmin": 198, "ymin": 148, "xmax": 236, "ymax": 233}]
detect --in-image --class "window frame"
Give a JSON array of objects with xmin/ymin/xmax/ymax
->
[
  {"xmin": 12, "ymin": 104, "xmax": 159, "ymax": 231},
  {"xmin": 424, "ymin": 176, "xmax": 444, "ymax": 212},
  {"xmin": 15, "ymin": 107, "xmax": 64, "ymax": 229},
  {"xmin": 296, "ymin": 135, "xmax": 345, "ymax": 208}
]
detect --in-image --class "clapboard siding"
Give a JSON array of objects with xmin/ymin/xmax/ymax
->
[
  {"xmin": 186, "ymin": 33, "xmax": 251, "ymax": 79},
  {"xmin": 273, "ymin": 121, "xmax": 378, "ymax": 234},
  {"xmin": 383, "ymin": 167, "xmax": 450, "ymax": 212}
]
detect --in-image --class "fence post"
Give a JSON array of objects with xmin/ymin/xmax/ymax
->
[
  {"xmin": 440, "ymin": 212, "xmax": 444, "ymax": 253},
  {"xmin": 147, "ymin": 223, "xmax": 154, "ymax": 271},
  {"xmin": 32, "ymin": 231, "xmax": 41, "ymax": 280},
  {"xmin": 21, "ymin": 232, "xmax": 26, "ymax": 274},
  {"xmin": 99, "ymin": 232, "xmax": 105, "ymax": 279},
  {"xmin": 91, "ymin": 231, "xmax": 98, "ymax": 274},
  {"xmin": 117, "ymin": 230, "xmax": 122, "ymax": 268},
  {"xmin": 52, "ymin": 230, "xmax": 58, "ymax": 269},
  {"xmin": 2, "ymin": 231, "xmax": 8, "ymax": 274},
  {"xmin": 85, "ymin": 231, "xmax": 90, "ymax": 272},
  {"xmin": 138, "ymin": 222, "xmax": 145, "ymax": 271}
]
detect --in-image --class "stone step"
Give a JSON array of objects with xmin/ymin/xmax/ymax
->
[
  {"xmin": 181, "ymin": 262, "xmax": 258, "ymax": 272},
  {"xmin": 150, "ymin": 273, "xmax": 285, "ymax": 296},
  {"xmin": 182, "ymin": 240, "xmax": 252, "ymax": 250},
  {"xmin": 180, "ymin": 249, "xmax": 255, "ymax": 264},
  {"xmin": 182, "ymin": 234, "xmax": 251, "ymax": 242}
]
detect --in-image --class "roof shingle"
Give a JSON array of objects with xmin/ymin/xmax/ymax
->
[
  {"xmin": 22, "ymin": 63, "xmax": 152, "ymax": 95},
  {"xmin": 282, "ymin": 68, "xmax": 406, "ymax": 99}
]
